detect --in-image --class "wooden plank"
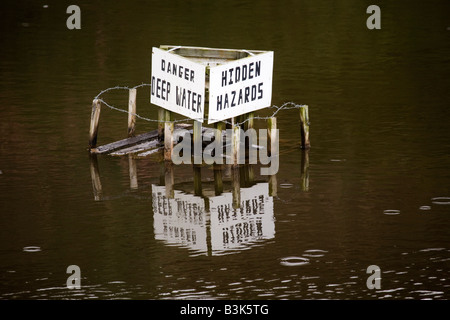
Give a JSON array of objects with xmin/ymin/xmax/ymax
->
[
  {"xmin": 164, "ymin": 110, "xmax": 174, "ymax": 161},
  {"xmin": 91, "ymin": 124, "xmax": 191, "ymax": 155},
  {"xmin": 159, "ymin": 45, "xmax": 265, "ymax": 60}
]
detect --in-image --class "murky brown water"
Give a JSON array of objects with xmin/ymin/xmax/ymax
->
[{"xmin": 1, "ymin": 0, "xmax": 450, "ymax": 300}]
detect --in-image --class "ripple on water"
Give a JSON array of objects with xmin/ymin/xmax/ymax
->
[
  {"xmin": 280, "ymin": 256, "xmax": 310, "ymax": 267},
  {"xmin": 419, "ymin": 206, "xmax": 431, "ymax": 211},
  {"xmin": 431, "ymin": 197, "xmax": 450, "ymax": 205},
  {"xmin": 23, "ymin": 246, "xmax": 41, "ymax": 253},
  {"xmin": 383, "ymin": 209, "xmax": 400, "ymax": 215}
]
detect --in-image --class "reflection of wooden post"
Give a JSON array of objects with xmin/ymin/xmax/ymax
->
[
  {"xmin": 193, "ymin": 120, "xmax": 202, "ymax": 165},
  {"xmin": 128, "ymin": 154, "xmax": 138, "ymax": 189},
  {"xmin": 299, "ymin": 105, "xmax": 310, "ymax": 149},
  {"xmin": 164, "ymin": 110, "xmax": 173, "ymax": 162},
  {"xmin": 267, "ymin": 117, "xmax": 277, "ymax": 156},
  {"xmin": 89, "ymin": 99, "xmax": 101, "ymax": 149},
  {"xmin": 159, "ymin": 160, "xmax": 165, "ymax": 186},
  {"xmin": 165, "ymin": 162, "xmax": 174, "ymax": 199},
  {"xmin": 214, "ymin": 164, "xmax": 223, "ymax": 196},
  {"xmin": 269, "ymin": 174, "xmax": 277, "ymax": 197},
  {"xmin": 246, "ymin": 164, "xmax": 254, "ymax": 186},
  {"xmin": 194, "ymin": 165, "xmax": 202, "ymax": 196},
  {"xmin": 128, "ymin": 88, "xmax": 137, "ymax": 137},
  {"xmin": 158, "ymin": 108, "xmax": 165, "ymax": 142},
  {"xmin": 89, "ymin": 154, "xmax": 103, "ymax": 201},
  {"xmin": 232, "ymin": 167, "xmax": 240, "ymax": 209},
  {"xmin": 301, "ymin": 150, "xmax": 310, "ymax": 192}
]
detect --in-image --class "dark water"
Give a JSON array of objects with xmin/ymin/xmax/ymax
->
[{"xmin": 1, "ymin": 0, "xmax": 450, "ymax": 300}]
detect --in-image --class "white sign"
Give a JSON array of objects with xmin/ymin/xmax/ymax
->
[
  {"xmin": 152, "ymin": 185, "xmax": 207, "ymax": 254},
  {"xmin": 209, "ymin": 183, "xmax": 275, "ymax": 254},
  {"xmin": 208, "ymin": 51, "xmax": 274, "ymax": 124},
  {"xmin": 151, "ymin": 47, "xmax": 206, "ymax": 122}
]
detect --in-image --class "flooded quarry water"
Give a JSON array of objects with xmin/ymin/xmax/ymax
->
[{"xmin": 1, "ymin": 1, "xmax": 450, "ymax": 301}]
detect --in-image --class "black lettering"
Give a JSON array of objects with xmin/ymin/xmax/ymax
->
[
  {"xmin": 156, "ymin": 78, "xmax": 161, "ymax": 98},
  {"xmin": 192, "ymin": 92, "xmax": 197, "ymax": 112},
  {"xmin": 197, "ymin": 95, "xmax": 202, "ymax": 113},
  {"xmin": 217, "ymin": 95, "xmax": 222, "ymax": 111},
  {"xmin": 167, "ymin": 82, "xmax": 171, "ymax": 100},
  {"xmin": 244, "ymin": 87, "xmax": 250, "ymax": 103},
  {"xmin": 224, "ymin": 93, "xmax": 229, "ymax": 109},
  {"xmin": 257, "ymin": 82, "xmax": 263, "ymax": 99},
  {"xmin": 251, "ymin": 85, "xmax": 256, "ymax": 100},
  {"xmin": 190, "ymin": 70, "xmax": 194, "ymax": 82},
  {"xmin": 235, "ymin": 66, "xmax": 241, "ymax": 83},
  {"xmin": 182, "ymin": 89, "xmax": 186, "ymax": 107},
  {"xmin": 222, "ymin": 70, "xmax": 227, "ymax": 87},
  {"xmin": 176, "ymin": 86, "xmax": 182, "ymax": 105},
  {"xmin": 255, "ymin": 61, "xmax": 261, "ymax": 77},
  {"xmin": 161, "ymin": 80, "xmax": 166, "ymax": 99},
  {"xmin": 249, "ymin": 62, "xmax": 254, "ymax": 79},
  {"xmin": 242, "ymin": 65, "xmax": 248, "ymax": 81},
  {"xmin": 187, "ymin": 90, "xmax": 191, "ymax": 109},
  {"xmin": 238, "ymin": 88, "xmax": 243, "ymax": 105},
  {"xmin": 184, "ymin": 67, "xmax": 189, "ymax": 81},
  {"xmin": 172, "ymin": 64, "xmax": 177, "ymax": 76},
  {"xmin": 179, "ymin": 66, "xmax": 184, "ymax": 79},
  {"xmin": 167, "ymin": 62, "xmax": 171, "ymax": 74},
  {"xmin": 161, "ymin": 59, "xmax": 165, "ymax": 71},
  {"xmin": 151, "ymin": 76, "xmax": 155, "ymax": 96},
  {"xmin": 228, "ymin": 69, "xmax": 234, "ymax": 85},
  {"xmin": 231, "ymin": 91, "xmax": 236, "ymax": 107}
]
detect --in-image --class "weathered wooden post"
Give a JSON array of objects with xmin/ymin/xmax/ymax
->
[
  {"xmin": 164, "ymin": 110, "xmax": 174, "ymax": 161},
  {"xmin": 299, "ymin": 105, "xmax": 310, "ymax": 149},
  {"xmin": 89, "ymin": 99, "xmax": 102, "ymax": 149},
  {"xmin": 193, "ymin": 120, "xmax": 202, "ymax": 164},
  {"xmin": 127, "ymin": 88, "xmax": 137, "ymax": 137},
  {"xmin": 158, "ymin": 108, "xmax": 165, "ymax": 142},
  {"xmin": 232, "ymin": 118, "xmax": 240, "ymax": 167}
]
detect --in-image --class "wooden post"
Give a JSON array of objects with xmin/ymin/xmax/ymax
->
[
  {"xmin": 269, "ymin": 174, "xmax": 277, "ymax": 197},
  {"xmin": 128, "ymin": 154, "xmax": 138, "ymax": 189},
  {"xmin": 267, "ymin": 117, "xmax": 277, "ymax": 156},
  {"xmin": 158, "ymin": 108, "xmax": 165, "ymax": 142},
  {"xmin": 164, "ymin": 110, "xmax": 173, "ymax": 162},
  {"xmin": 232, "ymin": 118, "xmax": 240, "ymax": 167},
  {"xmin": 193, "ymin": 120, "xmax": 202, "ymax": 165},
  {"xmin": 89, "ymin": 99, "xmax": 101, "ymax": 149},
  {"xmin": 232, "ymin": 166, "xmax": 240, "ymax": 209},
  {"xmin": 213, "ymin": 164, "xmax": 223, "ymax": 196},
  {"xmin": 194, "ymin": 165, "xmax": 202, "ymax": 196},
  {"xmin": 299, "ymin": 105, "xmax": 310, "ymax": 149},
  {"xmin": 245, "ymin": 112, "xmax": 254, "ymax": 131},
  {"xmin": 89, "ymin": 154, "xmax": 102, "ymax": 201},
  {"xmin": 128, "ymin": 88, "xmax": 137, "ymax": 137},
  {"xmin": 165, "ymin": 161, "xmax": 174, "ymax": 199},
  {"xmin": 301, "ymin": 150, "xmax": 310, "ymax": 192}
]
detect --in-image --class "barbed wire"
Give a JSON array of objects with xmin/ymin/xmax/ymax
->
[{"xmin": 93, "ymin": 84, "xmax": 308, "ymax": 127}]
